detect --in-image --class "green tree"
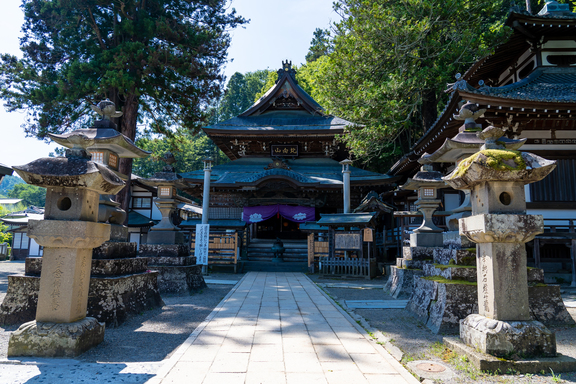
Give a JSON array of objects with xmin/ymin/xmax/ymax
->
[
  {"xmin": 305, "ymin": 28, "xmax": 333, "ymax": 63},
  {"xmin": 0, "ymin": 0, "xmax": 246, "ymax": 210},
  {"xmin": 132, "ymin": 131, "xmax": 228, "ymax": 178},
  {"xmin": 0, "ymin": 175, "xmax": 25, "ymax": 197},
  {"xmin": 217, "ymin": 69, "xmax": 273, "ymax": 121},
  {"xmin": 7, "ymin": 183, "xmax": 46, "ymax": 207},
  {"xmin": 316, "ymin": 0, "xmax": 512, "ymax": 170}
]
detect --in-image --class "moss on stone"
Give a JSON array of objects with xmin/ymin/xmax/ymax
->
[
  {"xmin": 433, "ymin": 264, "xmax": 476, "ymax": 271},
  {"xmin": 450, "ymin": 149, "xmax": 526, "ymax": 179},
  {"xmin": 422, "ymin": 275, "xmax": 477, "ymax": 286},
  {"xmin": 461, "ymin": 256, "xmax": 476, "ymax": 266}
]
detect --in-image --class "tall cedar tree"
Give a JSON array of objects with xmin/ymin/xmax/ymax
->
[
  {"xmin": 0, "ymin": 0, "xmax": 245, "ymax": 211},
  {"xmin": 218, "ymin": 69, "xmax": 271, "ymax": 121},
  {"xmin": 316, "ymin": 0, "xmax": 513, "ymax": 170}
]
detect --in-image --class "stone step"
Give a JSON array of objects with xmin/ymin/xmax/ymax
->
[
  {"xmin": 403, "ymin": 246, "xmax": 439, "ymax": 261},
  {"xmin": 239, "ymin": 260, "xmax": 308, "ymax": 273},
  {"xmin": 422, "ymin": 263, "xmax": 545, "ymax": 283},
  {"xmin": 423, "ymin": 264, "xmax": 477, "ymax": 282},
  {"xmin": 433, "ymin": 248, "xmax": 476, "ymax": 266},
  {"xmin": 396, "ymin": 258, "xmax": 429, "ymax": 269},
  {"xmin": 407, "ymin": 276, "xmax": 574, "ymax": 335}
]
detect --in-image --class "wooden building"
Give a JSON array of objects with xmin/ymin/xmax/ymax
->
[
  {"xmin": 180, "ymin": 61, "xmax": 395, "ymax": 245},
  {"xmin": 389, "ymin": 2, "xmax": 576, "ymax": 281}
]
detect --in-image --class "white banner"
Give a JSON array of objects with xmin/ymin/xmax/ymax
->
[{"xmin": 194, "ymin": 224, "xmax": 210, "ymax": 265}]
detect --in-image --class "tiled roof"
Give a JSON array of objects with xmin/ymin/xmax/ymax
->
[
  {"xmin": 180, "ymin": 157, "xmax": 394, "ymax": 186},
  {"xmin": 205, "ymin": 111, "xmax": 355, "ymax": 132},
  {"xmin": 463, "ymin": 68, "xmax": 576, "ymax": 103}
]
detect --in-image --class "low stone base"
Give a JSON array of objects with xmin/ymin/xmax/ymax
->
[
  {"xmin": 145, "ymin": 231, "xmax": 185, "ymax": 246},
  {"xmin": 139, "ymin": 243, "xmax": 188, "ymax": 257},
  {"xmin": 383, "ymin": 266, "xmax": 424, "ymax": 299},
  {"xmin": 8, "ymin": 317, "xmax": 105, "ymax": 357},
  {"xmin": 460, "ymin": 314, "xmax": 556, "ymax": 358},
  {"xmin": 410, "ymin": 232, "xmax": 443, "ymax": 247},
  {"xmin": 93, "ymin": 241, "xmax": 137, "ymax": 259},
  {"xmin": 150, "ymin": 264, "xmax": 207, "ymax": 294},
  {"xmin": 0, "ymin": 271, "xmax": 163, "ymax": 327},
  {"xmin": 407, "ymin": 279, "xmax": 574, "ymax": 334},
  {"xmin": 444, "ymin": 336, "xmax": 576, "ymax": 373},
  {"xmin": 407, "ymin": 278, "xmax": 478, "ymax": 334},
  {"xmin": 26, "ymin": 257, "xmax": 148, "ymax": 276}
]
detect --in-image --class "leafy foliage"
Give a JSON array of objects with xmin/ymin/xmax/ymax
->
[
  {"xmin": 132, "ymin": 131, "xmax": 228, "ymax": 178},
  {"xmin": 218, "ymin": 70, "xmax": 272, "ymax": 121},
  {"xmin": 0, "ymin": 0, "xmax": 246, "ymax": 142},
  {"xmin": 0, "ymin": 175, "xmax": 25, "ymax": 197},
  {"xmin": 7, "ymin": 183, "xmax": 46, "ymax": 207},
  {"xmin": 0, "ymin": 219, "xmax": 11, "ymax": 244},
  {"xmin": 316, "ymin": 0, "xmax": 513, "ymax": 170},
  {"xmin": 305, "ymin": 28, "xmax": 333, "ymax": 63}
]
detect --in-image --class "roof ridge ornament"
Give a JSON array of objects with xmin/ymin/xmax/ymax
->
[
  {"xmin": 277, "ymin": 60, "xmax": 297, "ymax": 83},
  {"xmin": 538, "ymin": 1, "xmax": 574, "ymax": 16},
  {"xmin": 445, "ymin": 73, "xmax": 469, "ymax": 93}
]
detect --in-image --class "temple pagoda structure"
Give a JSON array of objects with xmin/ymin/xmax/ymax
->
[
  {"xmin": 389, "ymin": 1, "xmax": 576, "ymax": 284},
  {"xmin": 181, "ymin": 61, "xmax": 395, "ymax": 243}
]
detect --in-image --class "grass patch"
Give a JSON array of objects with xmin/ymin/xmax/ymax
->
[{"xmin": 422, "ymin": 276, "xmax": 477, "ymax": 285}]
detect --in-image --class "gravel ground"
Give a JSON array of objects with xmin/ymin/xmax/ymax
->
[
  {"xmin": 0, "ymin": 261, "xmax": 235, "ymax": 363},
  {"xmin": 316, "ymin": 275, "xmax": 576, "ymax": 384}
]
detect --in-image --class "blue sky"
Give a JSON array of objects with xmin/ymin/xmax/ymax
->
[{"xmin": 0, "ymin": 0, "xmax": 339, "ymax": 168}]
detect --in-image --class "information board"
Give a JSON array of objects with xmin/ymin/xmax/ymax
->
[
  {"xmin": 194, "ymin": 224, "xmax": 210, "ymax": 265},
  {"xmin": 335, "ymin": 233, "xmax": 362, "ymax": 250}
]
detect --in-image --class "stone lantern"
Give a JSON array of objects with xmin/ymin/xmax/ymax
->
[
  {"xmin": 139, "ymin": 153, "xmax": 206, "ymax": 294},
  {"xmin": 444, "ymin": 125, "xmax": 557, "ymax": 357},
  {"xmin": 401, "ymin": 164, "xmax": 446, "ymax": 248},
  {"xmin": 420, "ymin": 101, "xmax": 525, "ymax": 234},
  {"xmin": 49, "ymin": 101, "xmax": 150, "ymax": 238},
  {"xmin": 140, "ymin": 153, "xmax": 190, "ymax": 245},
  {"xmin": 8, "ymin": 133, "xmax": 125, "ymax": 357}
]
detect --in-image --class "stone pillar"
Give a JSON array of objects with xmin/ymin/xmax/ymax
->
[
  {"xmin": 445, "ymin": 126, "xmax": 557, "ymax": 358},
  {"xmin": 202, "ymin": 155, "xmax": 213, "ymax": 225},
  {"xmin": 340, "ymin": 159, "xmax": 352, "ymax": 214},
  {"xmin": 8, "ymin": 141, "xmax": 125, "ymax": 357}
]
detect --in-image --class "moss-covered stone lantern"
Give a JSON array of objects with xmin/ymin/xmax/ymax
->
[
  {"xmin": 8, "ymin": 132, "xmax": 125, "ymax": 357},
  {"xmin": 444, "ymin": 125, "xmax": 557, "ymax": 358}
]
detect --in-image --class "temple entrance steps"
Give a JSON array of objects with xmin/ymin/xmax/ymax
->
[{"xmin": 241, "ymin": 239, "xmax": 308, "ymax": 272}]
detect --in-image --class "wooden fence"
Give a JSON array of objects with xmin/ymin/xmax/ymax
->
[{"xmin": 191, "ymin": 231, "xmax": 239, "ymax": 272}]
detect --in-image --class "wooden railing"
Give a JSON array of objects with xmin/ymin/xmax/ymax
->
[
  {"xmin": 191, "ymin": 231, "xmax": 239, "ymax": 272},
  {"xmin": 307, "ymin": 233, "xmax": 344, "ymax": 273}
]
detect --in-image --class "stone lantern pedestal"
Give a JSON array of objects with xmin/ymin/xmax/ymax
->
[
  {"xmin": 445, "ymin": 126, "xmax": 558, "ymax": 358},
  {"xmin": 384, "ymin": 165, "xmax": 445, "ymax": 299},
  {"xmin": 139, "ymin": 160, "xmax": 206, "ymax": 294},
  {"xmin": 0, "ymin": 104, "xmax": 163, "ymax": 328},
  {"xmin": 8, "ymin": 142, "xmax": 125, "ymax": 357}
]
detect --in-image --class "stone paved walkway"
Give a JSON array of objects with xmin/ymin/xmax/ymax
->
[{"xmin": 148, "ymin": 272, "xmax": 419, "ymax": 384}]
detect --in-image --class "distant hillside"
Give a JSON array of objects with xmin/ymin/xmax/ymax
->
[{"xmin": 0, "ymin": 175, "xmax": 25, "ymax": 197}]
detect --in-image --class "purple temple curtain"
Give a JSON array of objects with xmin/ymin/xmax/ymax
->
[
  {"xmin": 242, "ymin": 205, "xmax": 315, "ymax": 224},
  {"xmin": 278, "ymin": 205, "xmax": 315, "ymax": 223}
]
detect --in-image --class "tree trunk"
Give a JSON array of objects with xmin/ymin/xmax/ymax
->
[
  {"xmin": 421, "ymin": 89, "xmax": 438, "ymax": 132},
  {"xmin": 116, "ymin": 93, "xmax": 140, "ymax": 224}
]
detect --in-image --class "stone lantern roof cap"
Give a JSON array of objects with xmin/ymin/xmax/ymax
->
[
  {"xmin": 140, "ymin": 172, "xmax": 188, "ymax": 191},
  {"xmin": 419, "ymin": 128, "xmax": 525, "ymax": 164},
  {"xmin": 12, "ymin": 157, "xmax": 125, "ymax": 194},
  {"xmin": 443, "ymin": 127, "xmax": 556, "ymax": 190},
  {"xmin": 402, "ymin": 170, "xmax": 446, "ymax": 191},
  {"xmin": 49, "ymin": 128, "xmax": 150, "ymax": 159}
]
